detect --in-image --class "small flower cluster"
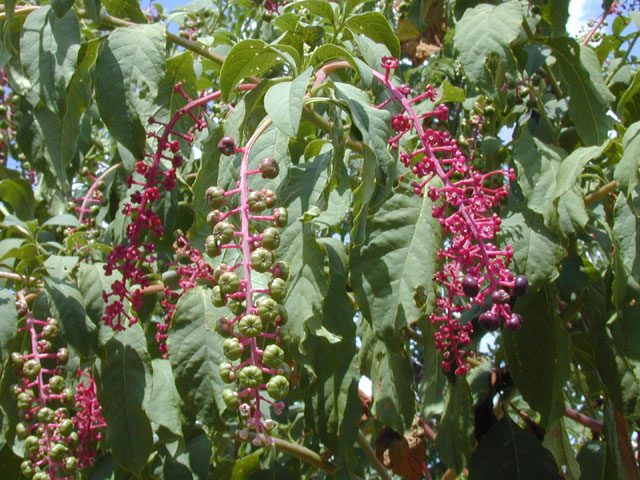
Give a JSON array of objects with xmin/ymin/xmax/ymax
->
[
  {"xmin": 102, "ymin": 83, "xmax": 208, "ymax": 330},
  {"xmin": 72, "ymin": 369, "xmax": 106, "ymax": 470},
  {"xmin": 209, "ymin": 136, "xmax": 290, "ymax": 445},
  {"xmin": 12, "ymin": 296, "xmax": 101, "ymax": 479},
  {"xmin": 374, "ymin": 57, "xmax": 528, "ymax": 375},
  {"xmin": 156, "ymin": 233, "xmax": 216, "ymax": 356}
]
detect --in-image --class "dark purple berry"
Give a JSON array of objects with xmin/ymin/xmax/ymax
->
[
  {"xmin": 504, "ymin": 314, "xmax": 523, "ymax": 332},
  {"xmin": 491, "ymin": 289, "xmax": 510, "ymax": 305},
  {"xmin": 217, "ymin": 136, "xmax": 236, "ymax": 156},
  {"xmin": 513, "ymin": 275, "xmax": 529, "ymax": 296},
  {"xmin": 478, "ymin": 311, "xmax": 500, "ymax": 331},
  {"xmin": 461, "ymin": 275, "xmax": 480, "ymax": 297},
  {"xmin": 259, "ymin": 157, "xmax": 279, "ymax": 179}
]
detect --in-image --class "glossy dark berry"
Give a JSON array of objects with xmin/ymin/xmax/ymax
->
[
  {"xmin": 217, "ymin": 136, "xmax": 236, "ymax": 156},
  {"xmin": 478, "ymin": 311, "xmax": 500, "ymax": 331},
  {"xmin": 461, "ymin": 275, "xmax": 480, "ymax": 297},
  {"xmin": 491, "ymin": 289, "xmax": 510, "ymax": 305},
  {"xmin": 259, "ymin": 157, "xmax": 279, "ymax": 179},
  {"xmin": 505, "ymin": 313, "xmax": 523, "ymax": 332},
  {"xmin": 513, "ymin": 275, "xmax": 529, "ymax": 296}
]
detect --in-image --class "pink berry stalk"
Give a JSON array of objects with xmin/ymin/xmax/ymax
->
[{"xmin": 373, "ymin": 57, "xmax": 521, "ymax": 375}]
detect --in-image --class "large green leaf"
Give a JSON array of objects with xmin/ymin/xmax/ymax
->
[
  {"xmin": 344, "ymin": 12, "xmax": 401, "ymax": 59},
  {"xmin": 146, "ymin": 359, "xmax": 185, "ymax": 439},
  {"xmin": 543, "ymin": 418, "xmax": 581, "ymax": 480},
  {"xmin": 95, "ymin": 24, "xmax": 166, "ymax": 157},
  {"xmin": 547, "ymin": 38, "xmax": 612, "ymax": 146},
  {"xmin": 167, "ymin": 287, "xmax": 226, "ymax": 427},
  {"xmin": 44, "ymin": 277, "xmax": 97, "ymax": 358},
  {"xmin": 264, "ymin": 67, "xmax": 312, "ymax": 137},
  {"xmin": 77, "ymin": 263, "xmax": 117, "ymax": 325},
  {"xmin": 102, "ymin": 0, "xmax": 148, "ymax": 22},
  {"xmin": 0, "ymin": 178, "xmax": 34, "ymax": 220},
  {"xmin": 350, "ymin": 190, "xmax": 442, "ymax": 339},
  {"xmin": 19, "ymin": 6, "xmax": 80, "ymax": 116},
  {"xmin": 612, "ymin": 187, "xmax": 640, "ymax": 286},
  {"xmin": 0, "ymin": 289, "xmax": 17, "ymax": 362},
  {"xmin": 435, "ymin": 378, "xmax": 475, "ymax": 473},
  {"xmin": 220, "ymin": 40, "xmax": 279, "ymax": 102},
  {"xmin": 98, "ymin": 323, "xmax": 154, "ymax": 474},
  {"xmin": 453, "ymin": 1, "xmax": 523, "ymax": 86},
  {"xmin": 613, "ymin": 121, "xmax": 640, "ymax": 195},
  {"xmin": 503, "ymin": 287, "xmax": 570, "ymax": 425},
  {"xmin": 468, "ymin": 417, "xmax": 563, "ymax": 479}
]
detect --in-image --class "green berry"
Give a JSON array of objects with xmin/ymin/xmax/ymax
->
[
  {"xmin": 57, "ymin": 348, "xmax": 69, "ymax": 365},
  {"xmin": 211, "ymin": 285, "xmax": 227, "ymax": 307},
  {"xmin": 238, "ymin": 365, "xmax": 263, "ymax": 388},
  {"xmin": 266, "ymin": 375, "xmax": 290, "ymax": 400},
  {"xmin": 273, "ymin": 207, "xmax": 288, "ymax": 227},
  {"xmin": 24, "ymin": 435, "xmax": 39, "ymax": 453},
  {"xmin": 257, "ymin": 297, "xmax": 279, "ymax": 323},
  {"xmin": 205, "ymin": 186, "xmax": 226, "ymax": 209},
  {"xmin": 269, "ymin": 278, "xmax": 287, "ymax": 302},
  {"xmin": 23, "ymin": 359, "xmax": 41, "ymax": 380},
  {"xmin": 262, "ymin": 344, "xmax": 285, "ymax": 368},
  {"xmin": 64, "ymin": 456, "xmax": 78, "ymax": 474},
  {"xmin": 238, "ymin": 314, "xmax": 263, "ymax": 337},
  {"xmin": 223, "ymin": 337, "xmax": 243, "ymax": 360},
  {"xmin": 247, "ymin": 191, "xmax": 267, "ymax": 213},
  {"xmin": 262, "ymin": 227, "xmax": 280, "ymax": 250},
  {"xmin": 59, "ymin": 418, "xmax": 74, "ymax": 436},
  {"xmin": 218, "ymin": 271, "xmax": 240, "ymax": 295},
  {"xmin": 205, "ymin": 235, "xmax": 221, "ymax": 257},
  {"xmin": 219, "ymin": 362, "xmax": 236, "ymax": 383},
  {"xmin": 259, "ymin": 157, "xmax": 279, "ymax": 179},
  {"xmin": 222, "ymin": 388, "xmax": 238, "ymax": 410},
  {"xmin": 271, "ymin": 261, "xmax": 289, "ymax": 280},
  {"xmin": 251, "ymin": 247, "xmax": 274, "ymax": 273},
  {"xmin": 213, "ymin": 221, "xmax": 234, "ymax": 244}
]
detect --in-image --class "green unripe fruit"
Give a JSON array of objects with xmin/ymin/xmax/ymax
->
[
  {"xmin": 262, "ymin": 189, "xmax": 277, "ymax": 208},
  {"xmin": 206, "ymin": 210, "xmax": 223, "ymax": 229},
  {"xmin": 47, "ymin": 317, "xmax": 59, "ymax": 328},
  {"xmin": 213, "ymin": 221, "xmax": 234, "ymax": 244},
  {"xmin": 25, "ymin": 435, "xmax": 40, "ymax": 453},
  {"xmin": 205, "ymin": 186, "xmax": 226, "ymax": 209},
  {"xmin": 219, "ymin": 362, "xmax": 236, "ymax": 383},
  {"xmin": 42, "ymin": 324, "xmax": 58, "ymax": 340},
  {"xmin": 251, "ymin": 247, "xmax": 274, "ymax": 273},
  {"xmin": 238, "ymin": 314, "xmax": 263, "ymax": 337},
  {"xmin": 50, "ymin": 442, "xmax": 67, "ymax": 461},
  {"xmin": 223, "ymin": 337, "xmax": 243, "ymax": 360},
  {"xmin": 48, "ymin": 375, "xmax": 65, "ymax": 394},
  {"xmin": 257, "ymin": 297, "xmax": 279, "ymax": 323},
  {"xmin": 215, "ymin": 316, "xmax": 232, "ymax": 337},
  {"xmin": 273, "ymin": 207, "xmax": 288, "ymax": 227},
  {"xmin": 227, "ymin": 299, "xmax": 244, "ymax": 315},
  {"xmin": 271, "ymin": 261, "xmax": 289, "ymax": 280},
  {"xmin": 20, "ymin": 460, "xmax": 34, "ymax": 478},
  {"xmin": 67, "ymin": 431, "xmax": 79, "ymax": 447},
  {"xmin": 61, "ymin": 388, "xmax": 74, "ymax": 404},
  {"xmin": 211, "ymin": 286, "xmax": 227, "ymax": 308},
  {"xmin": 269, "ymin": 278, "xmax": 287, "ymax": 302},
  {"xmin": 23, "ymin": 359, "xmax": 41, "ymax": 380},
  {"xmin": 65, "ymin": 201, "xmax": 76, "ymax": 213},
  {"xmin": 267, "ymin": 375, "xmax": 290, "ymax": 400},
  {"xmin": 238, "ymin": 365, "xmax": 263, "ymax": 388},
  {"xmin": 259, "ymin": 157, "xmax": 279, "ymax": 179},
  {"xmin": 17, "ymin": 392, "xmax": 32, "ymax": 410},
  {"xmin": 65, "ymin": 456, "xmax": 78, "ymax": 474},
  {"xmin": 57, "ymin": 348, "xmax": 69, "ymax": 365},
  {"xmin": 222, "ymin": 388, "xmax": 238, "ymax": 410},
  {"xmin": 16, "ymin": 422, "xmax": 27, "ymax": 439},
  {"xmin": 205, "ymin": 235, "xmax": 221, "ymax": 257},
  {"xmin": 218, "ymin": 271, "xmax": 240, "ymax": 294},
  {"xmin": 11, "ymin": 352, "xmax": 24, "ymax": 369},
  {"xmin": 37, "ymin": 407, "xmax": 54, "ymax": 424},
  {"xmin": 262, "ymin": 344, "xmax": 285, "ymax": 368},
  {"xmin": 261, "ymin": 227, "xmax": 280, "ymax": 250},
  {"xmin": 247, "ymin": 191, "xmax": 267, "ymax": 213},
  {"xmin": 59, "ymin": 418, "xmax": 74, "ymax": 436},
  {"xmin": 277, "ymin": 305, "xmax": 288, "ymax": 325},
  {"xmin": 33, "ymin": 473, "xmax": 48, "ymax": 480}
]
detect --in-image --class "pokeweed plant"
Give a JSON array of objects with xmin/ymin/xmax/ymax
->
[{"xmin": 0, "ymin": 1, "xmax": 639, "ymax": 479}]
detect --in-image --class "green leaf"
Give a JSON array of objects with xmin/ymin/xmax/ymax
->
[
  {"xmin": 95, "ymin": 24, "xmax": 166, "ymax": 157},
  {"xmin": 501, "ymin": 203, "xmax": 565, "ymax": 285},
  {"xmin": 77, "ymin": 263, "xmax": 116, "ymax": 325},
  {"xmin": 555, "ymin": 143, "xmax": 609, "ymax": 201},
  {"xmin": 147, "ymin": 359, "xmax": 185, "ymax": 439},
  {"xmin": 51, "ymin": 0, "xmax": 75, "ymax": 17},
  {"xmin": 19, "ymin": 6, "xmax": 80, "ymax": 116},
  {"xmin": 344, "ymin": 12, "xmax": 401, "ymax": 59},
  {"xmin": 220, "ymin": 40, "xmax": 279, "ymax": 102},
  {"xmin": 102, "ymin": 0, "xmax": 148, "ymax": 23},
  {"xmin": 98, "ymin": 323, "xmax": 154, "ymax": 474},
  {"xmin": 0, "ymin": 289, "xmax": 17, "ymax": 362},
  {"xmin": 41, "ymin": 213, "xmax": 80, "ymax": 228},
  {"xmin": 503, "ymin": 287, "xmax": 570, "ymax": 425},
  {"xmin": 435, "ymin": 378, "xmax": 475, "ymax": 473},
  {"xmin": 44, "ymin": 277, "xmax": 97, "ymax": 358},
  {"xmin": 612, "ymin": 188, "xmax": 640, "ymax": 285},
  {"xmin": 264, "ymin": 67, "xmax": 312, "ymax": 137},
  {"xmin": 0, "ymin": 178, "xmax": 34, "ymax": 220},
  {"xmin": 43, "ymin": 254, "xmax": 78, "ymax": 279},
  {"xmin": 577, "ymin": 441, "xmax": 606, "ymax": 480},
  {"xmin": 614, "ymin": 121, "xmax": 640, "ymax": 194},
  {"xmin": 617, "ymin": 70, "xmax": 640, "ymax": 124},
  {"xmin": 543, "ymin": 418, "xmax": 581, "ymax": 480},
  {"xmin": 468, "ymin": 417, "xmax": 563, "ymax": 480},
  {"xmin": 547, "ymin": 37, "xmax": 612, "ymax": 146},
  {"xmin": 286, "ymin": 0, "xmax": 335, "ymax": 23},
  {"xmin": 369, "ymin": 338, "xmax": 415, "ymax": 432},
  {"xmin": 34, "ymin": 104, "xmax": 67, "ymax": 190},
  {"xmin": 454, "ymin": 1, "xmax": 523, "ymax": 86},
  {"xmin": 350, "ymin": 190, "xmax": 442, "ymax": 339},
  {"xmin": 167, "ymin": 287, "xmax": 226, "ymax": 427}
]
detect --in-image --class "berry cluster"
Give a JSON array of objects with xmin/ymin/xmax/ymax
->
[
  {"xmin": 374, "ymin": 57, "xmax": 528, "ymax": 375},
  {"xmin": 72, "ymin": 369, "xmax": 105, "ymax": 470},
  {"xmin": 102, "ymin": 83, "xmax": 210, "ymax": 330},
  {"xmin": 156, "ymin": 233, "xmax": 216, "ymax": 356},
  {"xmin": 12, "ymin": 295, "xmax": 104, "ymax": 479},
  {"xmin": 209, "ymin": 136, "xmax": 290, "ymax": 444}
]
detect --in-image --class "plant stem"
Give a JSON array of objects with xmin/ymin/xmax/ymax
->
[
  {"xmin": 564, "ymin": 407, "xmax": 603, "ymax": 433},
  {"xmin": 269, "ymin": 436, "xmax": 336, "ymax": 474},
  {"xmin": 613, "ymin": 409, "xmax": 640, "ymax": 480},
  {"xmin": 356, "ymin": 430, "xmax": 393, "ymax": 480},
  {"xmin": 585, "ymin": 180, "xmax": 617, "ymax": 205}
]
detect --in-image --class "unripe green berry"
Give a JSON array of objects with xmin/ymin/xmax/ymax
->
[
  {"xmin": 262, "ymin": 344, "xmax": 285, "ymax": 368},
  {"xmin": 205, "ymin": 186, "xmax": 226, "ymax": 209},
  {"xmin": 238, "ymin": 365, "xmax": 263, "ymax": 388},
  {"xmin": 205, "ymin": 235, "xmax": 221, "ymax": 257},
  {"xmin": 23, "ymin": 359, "xmax": 41, "ymax": 380},
  {"xmin": 273, "ymin": 207, "xmax": 288, "ymax": 227},
  {"xmin": 259, "ymin": 157, "xmax": 279, "ymax": 179},
  {"xmin": 251, "ymin": 247, "xmax": 274, "ymax": 273},
  {"xmin": 238, "ymin": 314, "xmax": 263, "ymax": 337},
  {"xmin": 48, "ymin": 375, "xmax": 65, "ymax": 394},
  {"xmin": 247, "ymin": 191, "xmax": 267, "ymax": 213},
  {"xmin": 269, "ymin": 278, "xmax": 287, "ymax": 302},
  {"xmin": 211, "ymin": 285, "xmax": 227, "ymax": 308},
  {"xmin": 223, "ymin": 337, "xmax": 243, "ymax": 361},
  {"xmin": 20, "ymin": 460, "xmax": 34, "ymax": 478},
  {"xmin": 50, "ymin": 442, "xmax": 67, "ymax": 461},
  {"xmin": 262, "ymin": 227, "xmax": 280, "ymax": 250},
  {"xmin": 57, "ymin": 348, "xmax": 69, "ymax": 365},
  {"xmin": 25, "ymin": 435, "xmax": 39, "ymax": 453},
  {"xmin": 266, "ymin": 375, "xmax": 290, "ymax": 400},
  {"xmin": 271, "ymin": 261, "xmax": 289, "ymax": 280},
  {"xmin": 59, "ymin": 418, "xmax": 74, "ymax": 436},
  {"xmin": 257, "ymin": 297, "xmax": 279, "ymax": 323},
  {"xmin": 218, "ymin": 271, "xmax": 240, "ymax": 295},
  {"xmin": 213, "ymin": 221, "xmax": 234, "ymax": 244},
  {"xmin": 222, "ymin": 388, "xmax": 238, "ymax": 410},
  {"xmin": 64, "ymin": 456, "xmax": 78, "ymax": 474},
  {"xmin": 219, "ymin": 362, "xmax": 236, "ymax": 383}
]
